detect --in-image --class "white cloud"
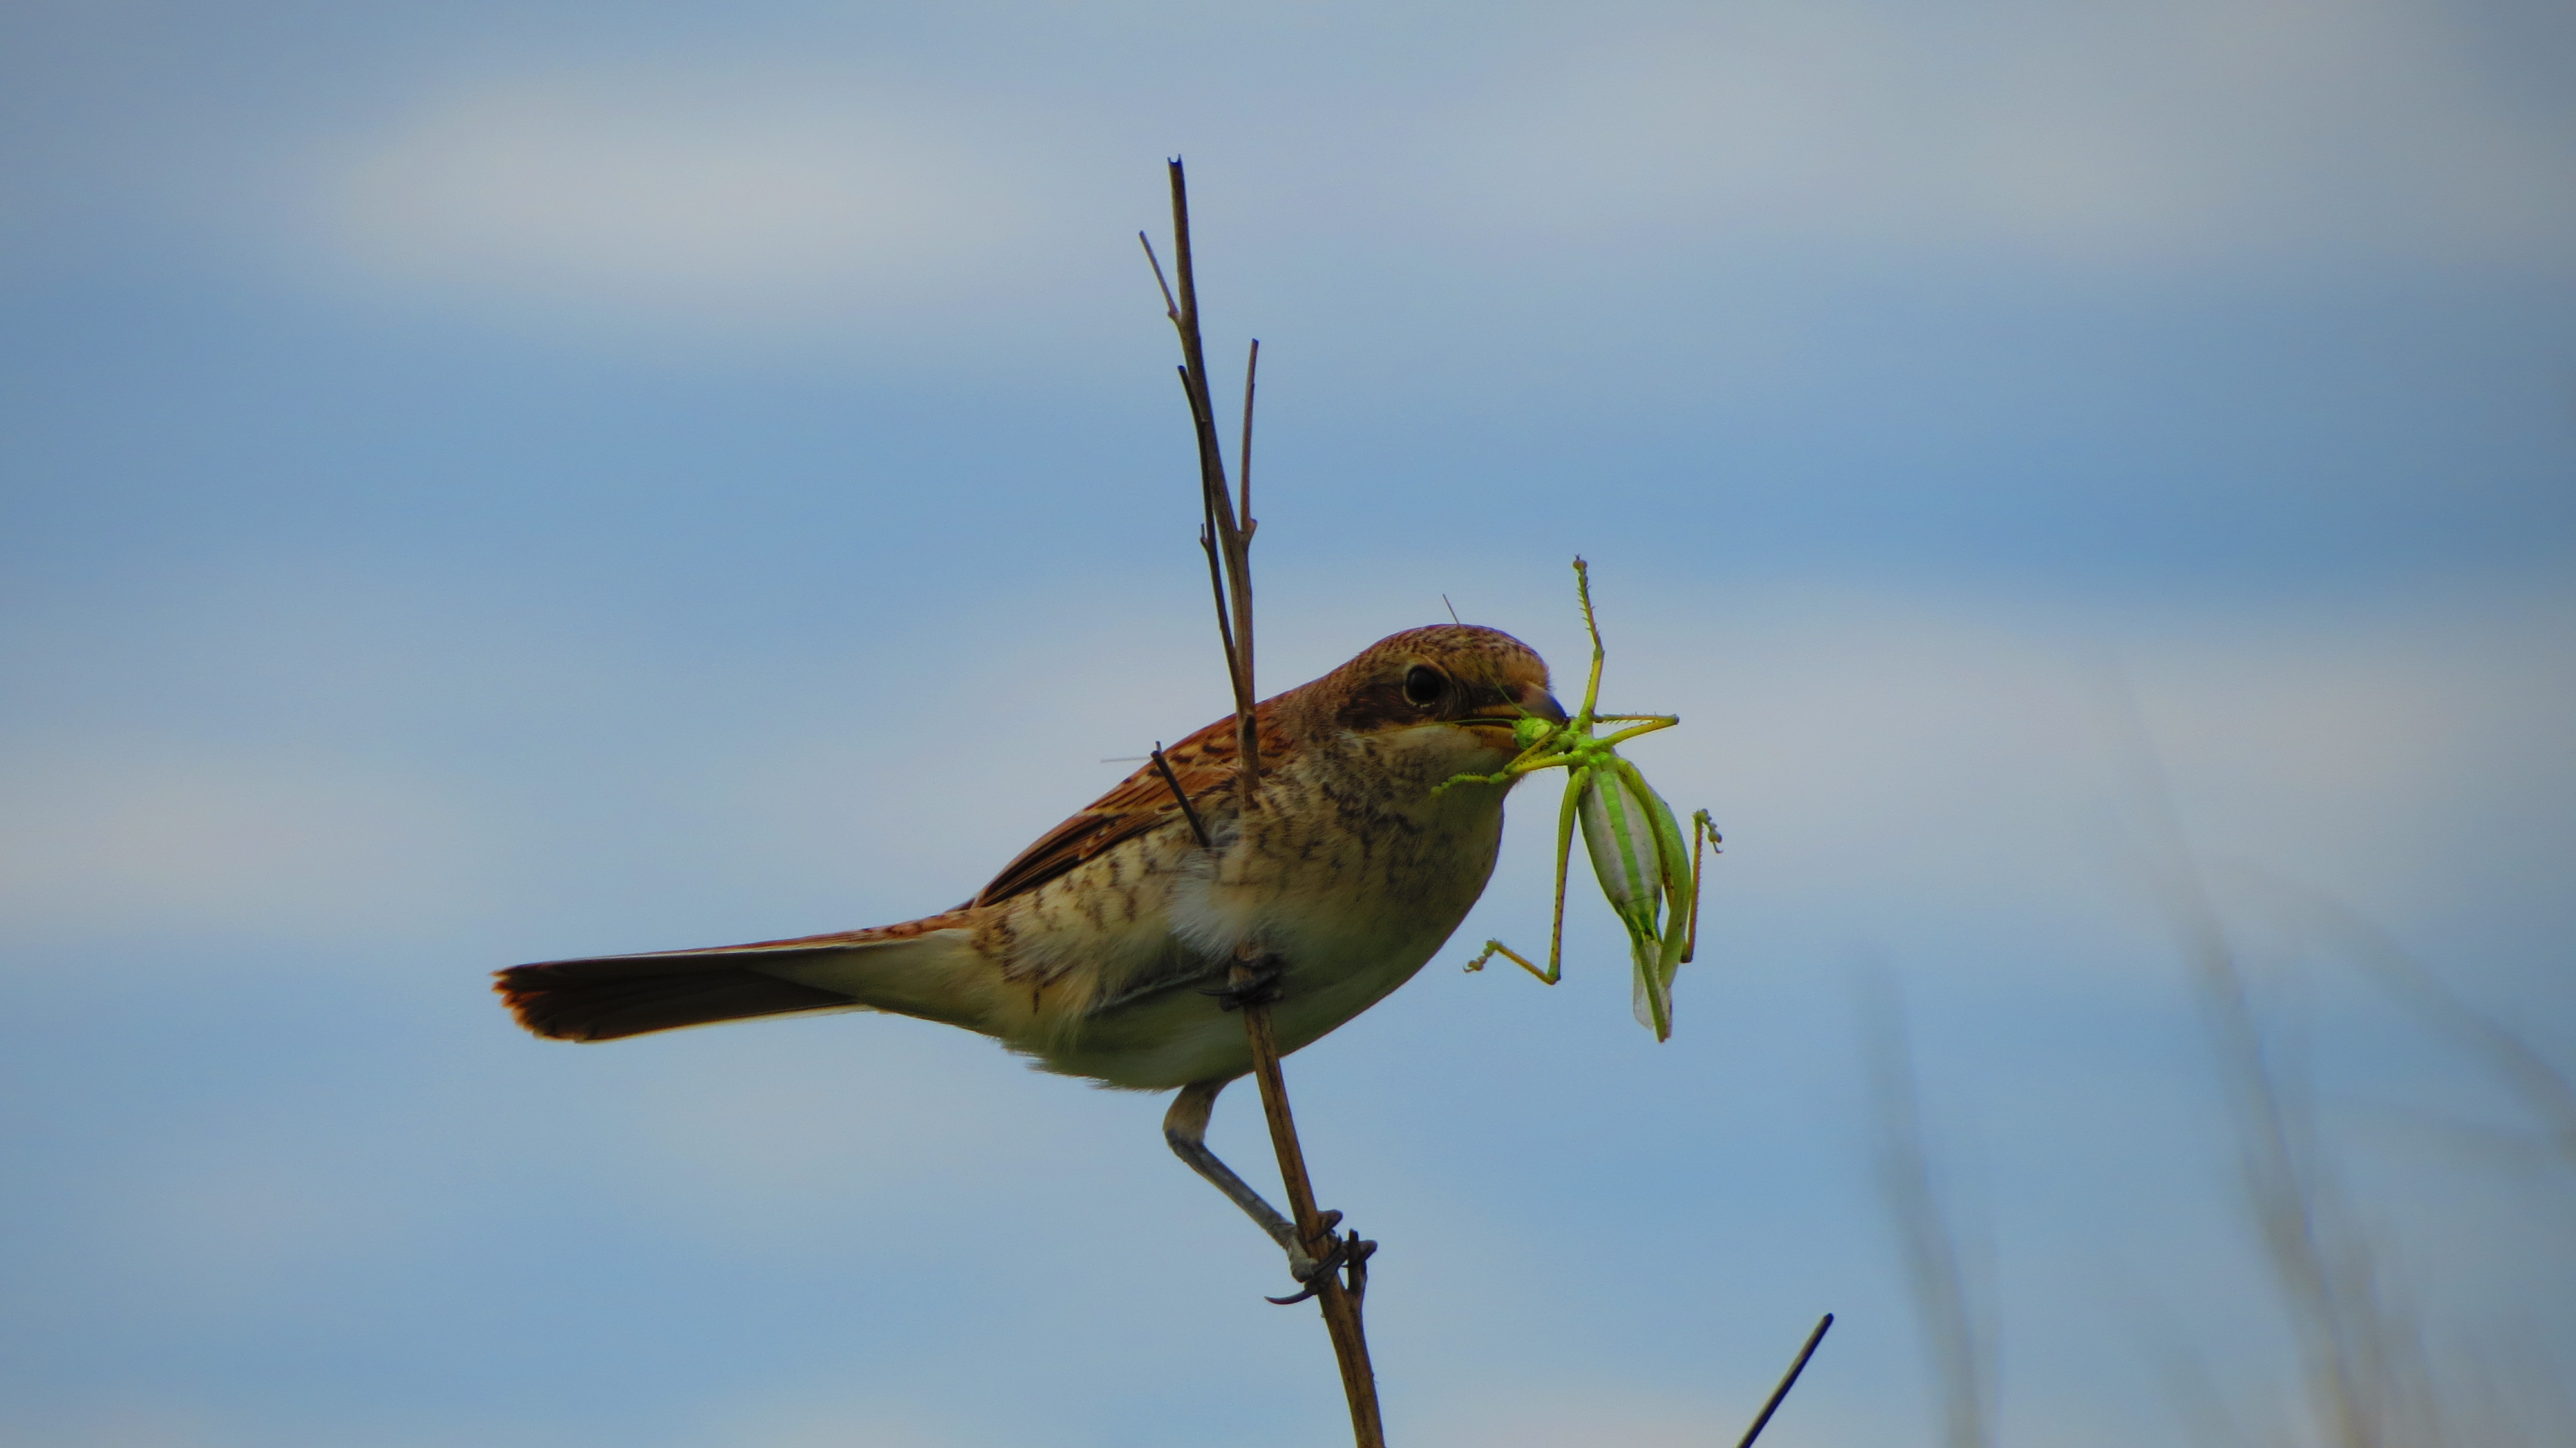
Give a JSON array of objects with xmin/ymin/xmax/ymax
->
[
  {"xmin": 2121, "ymin": 600, "xmax": 2576, "ymax": 891},
  {"xmin": 269, "ymin": 3, "xmax": 2576, "ymax": 340},
  {"xmin": 315, "ymin": 71, "xmax": 1066, "ymax": 328},
  {"xmin": 1413, "ymin": 0, "xmax": 2576, "ymax": 265}
]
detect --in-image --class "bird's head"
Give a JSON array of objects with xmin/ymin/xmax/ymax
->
[{"xmin": 1305, "ymin": 624, "xmax": 1566, "ymax": 772}]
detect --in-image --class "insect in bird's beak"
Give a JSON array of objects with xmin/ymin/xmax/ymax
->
[
  {"xmin": 1439, "ymin": 558, "xmax": 1716, "ymax": 1041},
  {"xmin": 1460, "ymin": 689, "xmax": 1567, "ymax": 739}
]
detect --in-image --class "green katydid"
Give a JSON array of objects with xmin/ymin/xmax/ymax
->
[{"xmin": 1436, "ymin": 558, "xmax": 1719, "ymax": 1040}]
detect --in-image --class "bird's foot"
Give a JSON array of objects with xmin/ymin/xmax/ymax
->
[
  {"xmin": 1199, "ymin": 955, "xmax": 1286, "ymax": 1012},
  {"xmin": 1266, "ymin": 1210, "xmax": 1376, "ymax": 1306}
]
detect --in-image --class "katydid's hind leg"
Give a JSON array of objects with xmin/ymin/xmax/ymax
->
[
  {"xmin": 1164, "ymin": 1079, "xmax": 1311, "ymax": 1275},
  {"xmin": 1463, "ymin": 938, "xmax": 1557, "ymax": 984},
  {"xmin": 1683, "ymin": 810, "xmax": 1719, "ymax": 964}
]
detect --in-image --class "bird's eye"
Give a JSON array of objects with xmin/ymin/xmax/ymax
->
[{"xmin": 1403, "ymin": 665, "xmax": 1447, "ymax": 707}]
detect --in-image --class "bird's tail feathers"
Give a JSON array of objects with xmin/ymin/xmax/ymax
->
[{"xmin": 495, "ymin": 919, "xmax": 987, "ymax": 1043}]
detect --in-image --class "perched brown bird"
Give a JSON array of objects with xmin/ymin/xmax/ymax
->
[{"xmin": 496, "ymin": 623, "xmax": 1562, "ymax": 1282}]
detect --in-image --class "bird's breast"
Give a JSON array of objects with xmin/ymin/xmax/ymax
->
[
  {"xmin": 1183, "ymin": 731, "xmax": 1513, "ymax": 996},
  {"xmin": 985, "ymin": 725, "xmax": 1519, "ymax": 1087}
]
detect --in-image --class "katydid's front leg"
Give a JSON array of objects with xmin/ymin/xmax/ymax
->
[
  {"xmin": 1461, "ymin": 766, "xmax": 1588, "ymax": 984},
  {"xmin": 1549, "ymin": 763, "xmax": 1588, "ymax": 977}
]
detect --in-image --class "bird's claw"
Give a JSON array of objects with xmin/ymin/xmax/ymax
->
[
  {"xmin": 1199, "ymin": 955, "xmax": 1286, "ymax": 1012},
  {"xmin": 1265, "ymin": 1221, "xmax": 1375, "ymax": 1306}
]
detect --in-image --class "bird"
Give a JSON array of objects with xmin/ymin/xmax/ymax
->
[{"xmin": 495, "ymin": 622, "xmax": 1564, "ymax": 1287}]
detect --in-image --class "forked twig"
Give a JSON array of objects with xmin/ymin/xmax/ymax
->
[
  {"xmin": 1146, "ymin": 170, "xmax": 1259, "ymax": 810},
  {"xmin": 1149, "ymin": 157, "xmax": 1385, "ymax": 1448}
]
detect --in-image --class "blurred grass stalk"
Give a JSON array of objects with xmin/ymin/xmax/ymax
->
[
  {"xmin": 2119, "ymin": 698, "xmax": 2432, "ymax": 1448},
  {"xmin": 1864, "ymin": 681, "xmax": 2576, "ymax": 1447},
  {"xmin": 2244, "ymin": 868, "xmax": 2576, "ymax": 1177},
  {"xmin": 2116, "ymin": 692, "xmax": 2575, "ymax": 1447},
  {"xmin": 1861, "ymin": 962, "xmax": 1998, "ymax": 1448}
]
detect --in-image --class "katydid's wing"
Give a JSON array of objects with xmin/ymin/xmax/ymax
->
[
  {"xmin": 973, "ymin": 702, "xmax": 1293, "ymax": 907},
  {"xmin": 1644, "ymin": 781, "xmax": 1692, "ymax": 986},
  {"xmin": 1628, "ymin": 921, "xmax": 1675, "ymax": 1041},
  {"xmin": 1578, "ymin": 768, "xmax": 1663, "ymax": 927},
  {"xmin": 1578, "ymin": 767, "xmax": 1680, "ymax": 1040}
]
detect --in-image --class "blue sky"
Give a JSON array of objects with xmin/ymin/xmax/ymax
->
[{"xmin": 3, "ymin": 3, "xmax": 2572, "ymax": 1446}]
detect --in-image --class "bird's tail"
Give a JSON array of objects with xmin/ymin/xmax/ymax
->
[{"xmin": 495, "ymin": 913, "xmax": 987, "ymax": 1043}]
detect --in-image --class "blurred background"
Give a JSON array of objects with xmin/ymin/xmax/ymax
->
[{"xmin": 3, "ymin": 3, "xmax": 2571, "ymax": 1445}]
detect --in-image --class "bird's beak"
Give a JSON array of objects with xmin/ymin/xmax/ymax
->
[{"xmin": 1460, "ymin": 687, "xmax": 1567, "ymax": 735}]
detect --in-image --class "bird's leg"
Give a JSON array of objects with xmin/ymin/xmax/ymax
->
[{"xmin": 1163, "ymin": 1077, "xmax": 1325, "ymax": 1281}]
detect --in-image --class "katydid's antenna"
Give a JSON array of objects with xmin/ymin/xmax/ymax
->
[{"xmin": 1442, "ymin": 594, "xmax": 1461, "ymax": 625}]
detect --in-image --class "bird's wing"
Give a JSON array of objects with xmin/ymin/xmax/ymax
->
[{"xmin": 974, "ymin": 703, "xmax": 1292, "ymax": 907}]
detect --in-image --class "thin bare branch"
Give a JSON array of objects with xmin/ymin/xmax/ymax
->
[
  {"xmin": 1738, "ymin": 1314, "xmax": 1835, "ymax": 1448},
  {"xmin": 1139, "ymin": 232, "xmax": 1179, "ymax": 321},
  {"xmin": 1160, "ymin": 160, "xmax": 1259, "ymax": 808},
  {"xmin": 1151, "ymin": 744, "xmax": 1212, "ymax": 850},
  {"xmin": 1235, "ymin": 951, "xmax": 1383, "ymax": 1444},
  {"xmin": 1149, "ymin": 158, "xmax": 1381, "ymax": 1448},
  {"xmin": 1179, "ymin": 362, "xmax": 1244, "ymax": 696},
  {"xmin": 1198, "ymin": 524, "xmax": 1240, "ymax": 694},
  {"xmin": 1239, "ymin": 338, "xmax": 1260, "ymax": 538}
]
